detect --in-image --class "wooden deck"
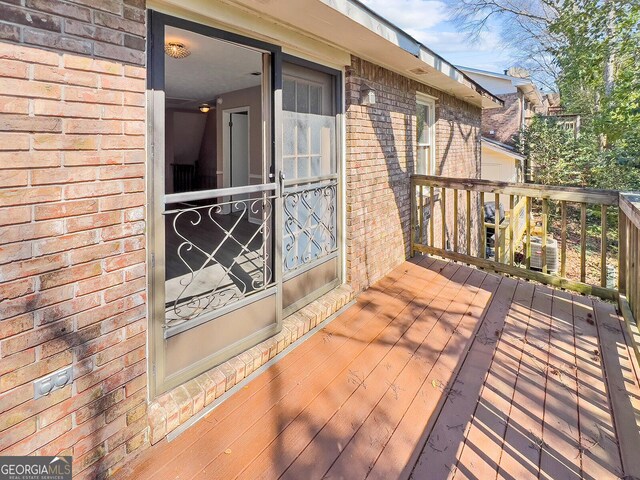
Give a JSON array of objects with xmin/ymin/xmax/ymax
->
[{"xmin": 121, "ymin": 256, "xmax": 640, "ymax": 480}]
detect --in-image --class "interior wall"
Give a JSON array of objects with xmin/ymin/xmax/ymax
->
[
  {"xmin": 199, "ymin": 111, "xmax": 218, "ymax": 189},
  {"xmin": 164, "ymin": 109, "xmax": 211, "ymax": 193},
  {"xmin": 216, "ymin": 85, "xmax": 264, "ymax": 187}
]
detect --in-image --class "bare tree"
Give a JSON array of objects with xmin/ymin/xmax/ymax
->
[{"xmin": 448, "ymin": 0, "xmax": 561, "ymax": 88}]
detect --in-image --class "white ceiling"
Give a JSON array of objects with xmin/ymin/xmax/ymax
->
[{"xmin": 165, "ymin": 26, "xmax": 263, "ymax": 104}]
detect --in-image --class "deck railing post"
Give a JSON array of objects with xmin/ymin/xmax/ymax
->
[
  {"xmin": 618, "ymin": 204, "xmax": 626, "ymax": 295},
  {"xmin": 410, "ymin": 177, "xmax": 416, "ymax": 257},
  {"xmin": 453, "ymin": 188, "xmax": 459, "ymax": 253}
]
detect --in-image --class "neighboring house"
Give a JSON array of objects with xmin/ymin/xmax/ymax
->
[
  {"xmin": 459, "ymin": 66, "xmax": 545, "ymax": 191},
  {"xmin": 482, "ymin": 137, "xmax": 525, "ymax": 185},
  {"xmin": 460, "ymin": 66, "xmax": 545, "ymax": 147},
  {"xmin": 456, "ymin": 67, "xmax": 545, "ymax": 260},
  {"xmin": 459, "ymin": 66, "xmax": 547, "ymax": 185},
  {"xmin": 0, "ymin": 0, "xmax": 502, "ymax": 477}
]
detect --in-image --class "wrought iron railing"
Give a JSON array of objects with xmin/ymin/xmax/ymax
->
[
  {"xmin": 410, "ymin": 175, "xmax": 638, "ymax": 327},
  {"xmin": 283, "ymin": 175, "xmax": 338, "ymax": 275},
  {"xmin": 163, "ymin": 185, "xmax": 276, "ymax": 335}
]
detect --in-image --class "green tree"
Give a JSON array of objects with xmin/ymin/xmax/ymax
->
[
  {"xmin": 551, "ymin": 0, "xmax": 640, "ymax": 162},
  {"xmin": 519, "ymin": 117, "xmax": 640, "ymax": 190},
  {"xmin": 451, "ymin": 0, "xmax": 640, "ymax": 182}
]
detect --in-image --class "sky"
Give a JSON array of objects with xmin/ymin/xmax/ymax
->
[{"xmin": 359, "ymin": 0, "xmax": 515, "ymax": 74}]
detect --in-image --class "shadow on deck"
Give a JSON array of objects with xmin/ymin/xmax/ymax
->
[{"xmin": 120, "ymin": 256, "xmax": 640, "ymax": 480}]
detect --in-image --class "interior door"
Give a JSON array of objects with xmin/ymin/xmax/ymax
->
[
  {"xmin": 230, "ymin": 111, "xmax": 249, "ymax": 212},
  {"xmin": 149, "ymin": 12, "xmax": 283, "ymax": 396}
]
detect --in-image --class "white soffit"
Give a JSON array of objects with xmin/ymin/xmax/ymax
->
[
  {"xmin": 227, "ymin": 0, "xmax": 502, "ymax": 108},
  {"xmin": 152, "ymin": 0, "xmax": 502, "ymax": 108}
]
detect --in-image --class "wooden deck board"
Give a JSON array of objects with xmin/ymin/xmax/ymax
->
[
  {"xmin": 319, "ymin": 269, "xmax": 489, "ymax": 480},
  {"xmin": 453, "ymin": 281, "xmax": 532, "ymax": 479},
  {"xmin": 409, "ymin": 275, "xmax": 516, "ymax": 480},
  {"xmin": 572, "ymin": 293, "xmax": 623, "ymax": 480},
  {"xmin": 593, "ymin": 299, "xmax": 640, "ymax": 477},
  {"xmin": 496, "ymin": 283, "xmax": 549, "ymax": 480},
  {"xmin": 453, "ymin": 281, "xmax": 536, "ymax": 480},
  {"xmin": 272, "ymin": 265, "xmax": 478, "ymax": 480},
  {"xmin": 188, "ymin": 260, "xmax": 462, "ymax": 480},
  {"xmin": 121, "ymin": 257, "xmax": 640, "ymax": 480},
  {"xmin": 538, "ymin": 289, "xmax": 582, "ymax": 480}
]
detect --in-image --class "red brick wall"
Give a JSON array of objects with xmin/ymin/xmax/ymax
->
[
  {"xmin": 345, "ymin": 57, "xmax": 482, "ymax": 292},
  {"xmin": 0, "ymin": 1, "xmax": 147, "ymax": 478}
]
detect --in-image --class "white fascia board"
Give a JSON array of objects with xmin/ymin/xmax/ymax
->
[
  {"xmin": 155, "ymin": 0, "xmax": 503, "ymax": 109},
  {"xmin": 482, "ymin": 139, "xmax": 525, "ymax": 160}
]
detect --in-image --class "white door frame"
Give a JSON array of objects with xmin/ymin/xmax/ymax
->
[
  {"xmin": 222, "ymin": 106, "xmax": 251, "ymax": 189},
  {"xmin": 222, "ymin": 106, "xmax": 250, "ymax": 215}
]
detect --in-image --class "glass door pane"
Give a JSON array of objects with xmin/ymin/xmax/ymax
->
[
  {"xmin": 162, "ymin": 25, "xmax": 276, "ymax": 334},
  {"xmin": 281, "ymin": 61, "xmax": 339, "ymax": 313}
]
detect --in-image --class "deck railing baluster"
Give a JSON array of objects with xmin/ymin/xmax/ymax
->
[
  {"xmin": 418, "ymin": 184, "xmax": 424, "ymax": 246},
  {"xmin": 561, "ymin": 201, "xmax": 567, "ymax": 278},
  {"xmin": 601, "ymin": 204, "xmax": 607, "ymax": 288},
  {"xmin": 409, "ymin": 175, "xmax": 636, "ymax": 321},
  {"xmin": 509, "ymin": 195, "xmax": 514, "ymax": 266},
  {"xmin": 453, "ymin": 188, "xmax": 458, "ymax": 253},
  {"xmin": 580, "ymin": 203, "xmax": 587, "ymax": 283},
  {"xmin": 526, "ymin": 196, "xmax": 531, "ymax": 270},
  {"xmin": 441, "ymin": 187, "xmax": 447, "ymax": 250},
  {"xmin": 542, "ymin": 198, "xmax": 548, "ymax": 275},
  {"xmin": 466, "ymin": 190, "xmax": 471, "ymax": 256},
  {"xmin": 494, "ymin": 193, "xmax": 500, "ymax": 263},
  {"xmin": 429, "ymin": 186, "xmax": 435, "ymax": 248},
  {"xmin": 480, "ymin": 191, "xmax": 485, "ymax": 259}
]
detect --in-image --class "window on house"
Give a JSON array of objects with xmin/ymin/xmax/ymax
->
[{"xmin": 416, "ymin": 96, "xmax": 436, "ymax": 175}]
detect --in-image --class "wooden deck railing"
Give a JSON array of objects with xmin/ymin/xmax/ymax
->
[
  {"xmin": 410, "ymin": 175, "xmax": 639, "ymax": 325},
  {"xmin": 619, "ymin": 193, "xmax": 640, "ymax": 324}
]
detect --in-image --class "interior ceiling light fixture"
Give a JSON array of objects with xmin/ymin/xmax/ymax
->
[
  {"xmin": 199, "ymin": 104, "xmax": 211, "ymax": 113},
  {"xmin": 165, "ymin": 41, "xmax": 191, "ymax": 59}
]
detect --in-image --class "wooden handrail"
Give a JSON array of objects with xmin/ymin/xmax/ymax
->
[{"xmin": 412, "ymin": 175, "xmax": 620, "ymax": 206}]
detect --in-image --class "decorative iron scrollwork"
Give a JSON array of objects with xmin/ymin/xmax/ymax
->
[
  {"xmin": 283, "ymin": 180, "xmax": 337, "ymax": 273},
  {"xmin": 164, "ymin": 194, "xmax": 275, "ymax": 328}
]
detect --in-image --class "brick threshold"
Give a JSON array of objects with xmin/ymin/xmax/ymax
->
[{"xmin": 147, "ymin": 284, "xmax": 355, "ymax": 444}]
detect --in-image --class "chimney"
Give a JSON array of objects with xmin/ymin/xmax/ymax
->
[{"xmin": 506, "ymin": 67, "xmax": 531, "ymax": 78}]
